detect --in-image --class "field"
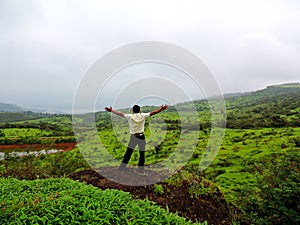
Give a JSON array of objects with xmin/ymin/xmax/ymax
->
[
  {"xmin": 205, "ymin": 127, "xmax": 300, "ymax": 201},
  {"xmin": 0, "ymin": 84, "xmax": 299, "ymax": 224}
]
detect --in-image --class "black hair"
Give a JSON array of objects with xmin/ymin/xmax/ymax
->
[{"xmin": 132, "ymin": 105, "xmax": 140, "ymax": 113}]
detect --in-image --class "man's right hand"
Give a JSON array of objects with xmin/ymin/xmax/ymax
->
[
  {"xmin": 105, "ymin": 106, "xmax": 125, "ymax": 117},
  {"xmin": 105, "ymin": 106, "xmax": 112, "ymax": 112}
]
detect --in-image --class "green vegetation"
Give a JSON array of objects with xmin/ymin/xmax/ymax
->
[
  {"xmin": 0, "ymin": 148, "xmax": 89, "ymax": 179},
  {"xmin": 154, "ymin": 184, "xmax": 164, "ymax": 195},
  {"xmin": 201, "ymin": 127, "xmax": 300, "ymax": 202},
  {"xmin": 0, "ymin": 116, "xmax": 74, "ymax": 145},
  {"xmin": 0, "ymin": 178, "xmax": 202, "ymax": 225},
  {"xmin": 0, "ymin": 111, "xmax": 61, "ymax": 122},
  {"xmin": 225, "ymin": 84, "xmax": 300, "ymax": 128},
  {"xmin": 237, "ymin": 151, "xmax": 300, "ymax": 225}
]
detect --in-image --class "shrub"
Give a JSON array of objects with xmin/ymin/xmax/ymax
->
[
  {"xmin": 294, "ymin": 137, "xmax": 300, "ymax": 147},
  {"xmin": 0, "ymin": 149, "xmax": 90, "ymax": 179},
  {"xmin": 153, "ymin": 184, "xmax": 164, "ymax": 195},
  {"xmin": 238, "ymin": 151, "xmax": 300, "ymax": 225}
]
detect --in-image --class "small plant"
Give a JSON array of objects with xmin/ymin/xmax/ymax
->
[
  {"xmin": 188, "ymin": 180, "xmax": 218, "ymax": 198},
  {"xmin": 153, "ymin": 184, "xmax": 164, "ymax": 195},
  {"xmin": 189, "ymin": 181, "xmax": 207, "ymax": 197},
  {"xmin": 294, "ymin": 137, "xmax": 300, "ymax": 147}
]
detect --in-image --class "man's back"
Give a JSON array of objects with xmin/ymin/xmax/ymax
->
[{"xmin": 124, "ymin": 113, "xmax": 150, "ymax": 134}]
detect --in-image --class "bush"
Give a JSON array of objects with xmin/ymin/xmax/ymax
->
[
  {"xmin": 0, "ymin": 149, "xmax": 90, "ymax": 179},
  {"xmin": 238, "ymin": 151, "xmax": 300, "ymax": 225},
  {"xmin": 294, "ymin": 137, "xmax": 300, "ymax": 147},
  {"xmin": 153, "ymin": 184, "xmax": 164, "ymax": 195}
]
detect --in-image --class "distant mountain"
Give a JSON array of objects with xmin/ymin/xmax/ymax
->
[
  {"xmin": 223, "ymin": 82, "xmax": 300, "ymax": 100},
  {"xmin": 0, "ymin": 103, "xmax": 26, "ymax": 112},
  {"xmin": 1, "ymin": 82, "xmax": 299, "ymax": 122},
  {"xmin": 223, "ymin": 92, "xmax": 248, "ymax": 98},
  {"xmin": 0, "ymin": 104, "xmax": 69, "ymax": 122},
  {"xmin": 224, "ymin": 82, "xmax": 300, "ymax": 128},
  {"xmin": 225, "ymin": 82, "xmax": 300, "ymax": 109},
  {"xmin": 174, "ymin": 82, "xmax": 300, "ymax": 128},
  {"xmin": 0, "ymin": 103, "xmax": 66, "ymax": 114}
]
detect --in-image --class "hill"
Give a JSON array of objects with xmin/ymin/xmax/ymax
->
[
  {"xmin": 2, "ymin": 82, "xmax": 299, "ymax": 126},
  {"xmin": 224, "ymin": 83, "xmax": 300, "ymax": 128},
  {"xmin": 165, "ymin": 82, "xmax": 300, "ymax": 128},
  {"xmin": 0, "ymin": 111, "xmax": 62, "ymax": 123},
  {"xmin": 0, "ymin": 103, "xmax": 25, "ymax": 112},
  {"xmin": 0, "ymin": 103, "xmax": 66, "ymax": 115},
  {"xmin": 225, "ymin": 82, "xmax": 300, "ymax": 109}
]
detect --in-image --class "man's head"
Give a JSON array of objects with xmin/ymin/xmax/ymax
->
[{"xmin": 132, "ymin": 105, "xmax": 140, "ymax": 113}]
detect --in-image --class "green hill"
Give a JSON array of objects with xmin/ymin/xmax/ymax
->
[
  {"xmin": 172, "ymin": 82, "xmax": 300, "ymax": 129},
  {"xmin": 226, "ymin": 83, "xmax": 300, "ymax": 128},
  {"xmin": 225, "ymin": 82, "xmax": 300, "ymax": 109},
  {"xmin": 0, "ymin": 111, "xmax": 59, "ymax": 123},
  {"xmin": 224, "ymin": 83, "xmax": 300, "ymax": 128}
]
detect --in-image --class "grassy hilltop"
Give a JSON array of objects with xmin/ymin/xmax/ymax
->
[{"xmin": 0, "ymin": 83, "xmax": 299, "ymax": 224}]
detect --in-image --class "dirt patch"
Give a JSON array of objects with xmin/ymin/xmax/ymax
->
[
  {"xmin": 0, "ymin": 142, "xmax": 76, "ymax": 152},
  {"xmin": 69, "ymin": 168, "xmax": 246, "ymax": 225}
]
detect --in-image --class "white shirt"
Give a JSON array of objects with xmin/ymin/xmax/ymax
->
[{"xmin": 124, "ymin": 113, "xmax": 150, "ymax": 134}]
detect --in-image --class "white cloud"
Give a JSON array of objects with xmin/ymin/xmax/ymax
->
[{"xmin": 0, "ymin": 0, "xmax": 299, "ymax": 110}]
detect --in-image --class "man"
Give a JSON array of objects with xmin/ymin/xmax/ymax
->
[{"xmin": 105, "ymin": 104, "xmax": 168, "ymax": 172}]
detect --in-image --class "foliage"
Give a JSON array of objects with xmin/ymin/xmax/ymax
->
[
  {"xmin": 294, "ymin": 137, "xmax": 300, "ymax": 147},
  {"xmin": 237, "ymin": 151, "xmax": 300, "ymax": 225},
  {"xmin": 0, "ymin": 148, "xmax": 89, "ymax": 179},
  {"xmin": 153, "ymin": 184, "xmax": 164, "ymax": 195},
  {"xmin": 188, "ymin": 180, "xmax": 218, "ymax": 198},
  {"xmin": 0, "ymin": 178, "xmax": 203, "ymax": 225},
  {"xmin": 0, "ymin": 117, "xmax": 75, "ymax": 144},
  {"xmin": 224, "ymin": 85, "xmax": 300, "ymax": 128},
  {"xmin": 0, "ymin": 111, "xmax": 62, "ymax": 122},
  {"xmin": 165, "ymin": 171, "xmax": 219, "ymax": 199}
]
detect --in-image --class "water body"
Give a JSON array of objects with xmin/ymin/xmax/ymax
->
[{"xmin": 0, "ymin": 149, "xmax": 64, "ymax": 160}]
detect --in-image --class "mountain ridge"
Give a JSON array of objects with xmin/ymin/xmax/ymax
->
[
  {"xmin": 1, "ymin": 82, "xmax": 299, "ymax": 114},
  {"xmin": 0, "ymin": 103, "xmax": 65, "ymax": 114}
]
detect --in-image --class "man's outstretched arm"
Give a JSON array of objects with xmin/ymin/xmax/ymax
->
[
  {"xmin": 150, "ymin": 104, "xmax": 168, "ymax": 116},
  {"xmin": 105, "ymin": 106, "xmax": 125, "ymax": 117}
]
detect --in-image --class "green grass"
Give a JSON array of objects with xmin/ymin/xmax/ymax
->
[
  {"xmin": 95, "ymin": 125, "xmax": 300, "ymax": 202},
  {"xmin": 200, "ymin": 127, "xmax": 300, "ymax": 201},
  {"xmin": 0, "ymin": 178, "xmax": 203, "ymax": 225},
  {"xmin": 2, "ymin": 128, "xmax": 52, "ymax": 137}
]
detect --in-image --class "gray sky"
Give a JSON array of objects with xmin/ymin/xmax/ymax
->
[{"xmin": 1, "ymin": 0, "xmax": 300, "ymax": 112}]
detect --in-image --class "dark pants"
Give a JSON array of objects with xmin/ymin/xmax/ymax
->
[{"xmin": 122, "ymin": 134, "xmax": 145, "ymax": 167}]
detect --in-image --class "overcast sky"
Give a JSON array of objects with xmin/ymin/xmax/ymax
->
[{"xmin": 1, "ymin": 0, "xmax": 300, "ymax": 112}]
